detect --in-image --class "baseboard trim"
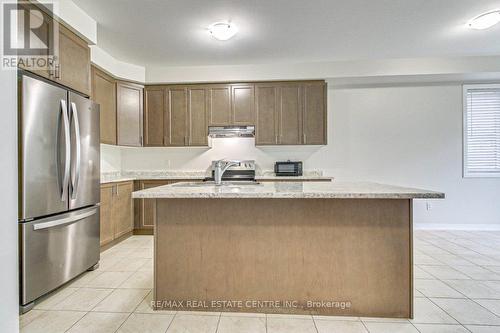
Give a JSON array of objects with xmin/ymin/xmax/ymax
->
[
  {"xmin": 414, "ymin": 223, "xmax": 500, "ymax": 231},
  {"xmin": 100, "ymin": 231, "xmax": 133, "ymax": 252},
  {"xmin": 133, "ymin": 229, "xmax": 153, "ymax": 235}
]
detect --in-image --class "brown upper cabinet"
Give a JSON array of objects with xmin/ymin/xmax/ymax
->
[
  {"xmin": 144, "ymin": 80, "xmax": 326, "ymax": 147},
  {"xmin": 55, "ymin": 24, "xmax": 91, "ymax": 96},
  {"xmin": 187, "ymin": 86, "xmax": 209, "ymax": 146},
  {"xmin": 117, "ymin": 81, "xmax": 144, "ymax": 146},
  {"xmin": 165, "ymin": 86, "xmax": 189, "ymax": 146},
  {"xmin": 302, "ymin": 82, "xmax": 327, "ymax": 145},
  {"xmin": 278, "ymin": 83, "xmax": 303, "ymax": 145},
  {"xmin": 208, "ymin": 84, "xmax": 232, "ymax": 126},
  {"xmin": 207, "ymin": 84, "xmax": 255, "ymax": 126},
  {"xmin": 91, "ymin": 66, "xmax": 116, "ymax": 145},
  {"xmin": 255, "ymin": 84, "xmax": 279, "ymax": 145},
  {"xmin": 144, "ymin": 86, "xmax": 208, "ymax": 147},
  {"xmin": 255, "ymin": 81, "xmax": 326, "ymax": 145},
  {"xmin": 16, "ymin": 3, "xmax": 54, "ymax": 80},
  {"xmin": 232, "ymin": 85, "xmax": 255, "ymax": 125},
  {"xmin": 144, "ymin": 86, "xmax": 165, "ymax": 146},
  {"xmin": 17, "ymin": 3, "xmax": 91, "ymax": 96}
]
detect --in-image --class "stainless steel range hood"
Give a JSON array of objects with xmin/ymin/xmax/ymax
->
[{"xmin": 208, "ymin": 125, "xmax": 255, "ymax": 138}]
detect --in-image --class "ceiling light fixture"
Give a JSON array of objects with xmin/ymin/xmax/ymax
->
[
  {"xmin": 208, "ymin": 21, "xmax": 238, "ymax": 41},
  {"xmin": 468, "ymin": 10, "xmax": 500, "ymax": 30}
]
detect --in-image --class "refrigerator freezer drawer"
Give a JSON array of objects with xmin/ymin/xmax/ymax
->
[{"xmin": 20, "ymin": 206, "xmax": 100, "ymax": 305}]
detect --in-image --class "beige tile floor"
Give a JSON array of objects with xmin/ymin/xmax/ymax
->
[{"xmin": 20, "ymin": 230, "xmax": 500, "ymax": 333}]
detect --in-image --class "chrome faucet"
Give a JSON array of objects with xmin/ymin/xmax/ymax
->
[{"xmin": 214, "ymin": 160, "xmax": 241, "ymax": 185}]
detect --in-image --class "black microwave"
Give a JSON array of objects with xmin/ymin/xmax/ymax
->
[{"xmin": 274, "ymin": 161, "xmax": 303, "ymax": 176}]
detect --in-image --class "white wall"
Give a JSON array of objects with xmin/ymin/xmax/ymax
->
[
  {"xmin": 146, "ymin": 55, "xmax": 500, "ymax": 84},
  {"xmin": 115, "ymin": 84, "xmax": 500, "ymax": 226},
  {"xmin": 120, "ymin": 140, "xmax": 324, "ymax": 172},
  {"xmin": 0, "ymin": 67, "xmax": 19, "ymax": 331},
  {"xmin": 91, "ymin": 46, "xmax": 146, "ymax": 83},
  {"xmin": 41, "ymin": 0, "xmax": 97, "ymax": 43}
]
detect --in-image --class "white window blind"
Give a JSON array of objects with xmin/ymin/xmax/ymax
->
[{"xmin": 463, "ymin": 84, "xmax": 500, "ymax": 177}]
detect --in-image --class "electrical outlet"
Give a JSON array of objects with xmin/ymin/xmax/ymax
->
[{"xmin": 426, "ymin": 202, "xmax": 432, "ymax": 211}]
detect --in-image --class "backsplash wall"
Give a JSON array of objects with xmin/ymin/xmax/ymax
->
[
  {"xmin": 100, "ymin": 144, "xmax": 122, "ymax": 172},
  {"xmin": 119, "ymin": 138, "xmax": 328, "ymax": 174}
]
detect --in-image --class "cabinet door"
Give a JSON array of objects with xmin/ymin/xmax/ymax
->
[
  {"xmin": 231, "ymin": 84, "xmax": 255, "ymax": 125},
  {"xmin": 144, "ymin": 86, "xmax": 165, "ymax": 146},
  {"xmin": 56, "ymin": 24, "xmax": 91, "ymax": 96},
  {"xmin": 117, "ymin": 82, "xmax": 144, "ymax": 146},
  {"xmin": 113, "ymin": 182, "xmax": 134, "ymax": 239},
  {"xmin": 208, "ymin": 85, "xmax": 231, "ymax": 125},
  {"xmin": 91, "ymin": 66, "xmax": 116, "ymax": 145},
  {"xmin": 279, "ymin": 84, "xmax": 302, "ymax": 145},
  {"xmin": 255, "ymin": 84, "xmax": 279, "ymax": 145},
  {"xmin": 138, "ymin": 180, "xmax": 171, "ymax": 230},
  {"xmin": 16, "ymin": 3, "xmax": 53, "ymax": 79},
  {"xmin": 303, "ymin": 82, "xmax": 327, "ymax": 145},
  {"xmin": 166, "ymin": 87, "xmax": 188, "ymax": 146},
  {"xmin": 99, "ymin": 185, "xmax": 114, "ymax": 246},
  {"xmin": 188, "ymin": 87, "xmax": 208, "ymax": 146}
]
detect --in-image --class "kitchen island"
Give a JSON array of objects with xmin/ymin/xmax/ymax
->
[{"xmin": 132, "ymin": 181, "xmax": 444, "ymax": 318}]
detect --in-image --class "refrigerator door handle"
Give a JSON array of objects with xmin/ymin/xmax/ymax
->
[
  {"xmin": 70, "ymin": 102, "xmax": 81, "ymax": 200},
  {"xmin": 33, "ymin": 207, "xmax": 98, "ymax": 230},
  {"xmin": 59, "ymin": 100, "xmax": 71, "ymax": 202}
]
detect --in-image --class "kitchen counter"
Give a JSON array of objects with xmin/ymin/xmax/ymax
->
[
  {"xmin": 132, "ymin": 181, "xmax": 444, "ymax": 199},
  {"xmin": 143, "ymin": 180, "xmax": 444, "ymax": 318},
  {"xmin": 100, "ymin": 170, "xmax": 333, "ymax": 184}
]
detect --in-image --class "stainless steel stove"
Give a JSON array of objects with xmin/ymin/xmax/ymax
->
[{"xmin": 205, "ymin": 160, "xmax": 256, "ymax": 181}]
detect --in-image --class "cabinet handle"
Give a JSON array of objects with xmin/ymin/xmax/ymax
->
[
  {"xmin": 303, "ymin": 133, "xmax": 306, "ymax": 144},
  {"xmin": 55, "ymin": 64, "xmax": 61, "ymax": 79},
  {"xmin": 49, "ymin": 62, "xmax": 57, "ymax": 77},
  {"xmin": 164, "ymin": 136, "xmax": 167, "ymax": 145},
  {"xmin": 140, "ymin": 135, "xmax": 143, "ymax": 146},
  {"xmin": 184, "ymin": 136, "xmax": 188, "ymax": 146},
  {"xmin": 275, "ymin": 135, "xmax": 278, "ymax": 144},
  {"xmin": 116, "ymin": 185, "xmax": 119, "ymax": 197}
]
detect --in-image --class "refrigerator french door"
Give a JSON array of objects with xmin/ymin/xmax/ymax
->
[{"xmin": 18, "ymin": 73, "xmax": 100, "ymax": 311}]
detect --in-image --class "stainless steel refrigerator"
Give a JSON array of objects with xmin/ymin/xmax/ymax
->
[{"xmin": 18, "ymin": 73, "xmax": 100, "ymax": 312}]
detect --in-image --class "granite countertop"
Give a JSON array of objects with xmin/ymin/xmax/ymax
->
[
  {"xmin": 100, "ymin": 170, "xmax": 332, "ymax": 184},
  {"xmin": 131, "ymin": 181, "xmax": 445, "ymax": 199}
]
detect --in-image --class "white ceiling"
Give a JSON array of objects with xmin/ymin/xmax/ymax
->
[{"xmin": 73, "ymin": 0, "xmax": 500, "ymax": 67}]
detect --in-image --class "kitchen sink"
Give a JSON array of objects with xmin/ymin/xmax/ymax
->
[{"xmin": 172, "ymin": 181, "xmax": 262, "ymax": 188}]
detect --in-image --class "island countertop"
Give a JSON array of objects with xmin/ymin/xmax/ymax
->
[{"xmin": 131, "ymin": 181, "xmax": 444, "ymax": 199}]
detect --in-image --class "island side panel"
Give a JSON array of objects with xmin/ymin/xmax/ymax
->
[{"xmin": 154, "ymin": 198, "xmax": 412, "ymax": 318}]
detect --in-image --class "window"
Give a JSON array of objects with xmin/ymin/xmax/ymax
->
[{"xmin": 463, "ymin": 84, "xmax": 500, "ymax": 177}]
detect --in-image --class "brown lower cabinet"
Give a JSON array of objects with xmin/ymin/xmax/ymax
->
[
  {"xmin": 103, "ymin": 179, "xmax": 330, "ymax": 240},
  {"xmin": 100, "ymin": 181, "xmax": 134, "ymax": 247},
  {"xmin": 134, "ymin": 179, "xmax": 202, "ymax": 232}
]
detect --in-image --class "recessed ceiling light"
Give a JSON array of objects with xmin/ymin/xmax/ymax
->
[
  {"xmin": 468, "ymin": 10, "xmax": 500, "ymax": 30},
  {"xmin": 208, "ymin": 21, "xmax": 238, "ymax": 41}
]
